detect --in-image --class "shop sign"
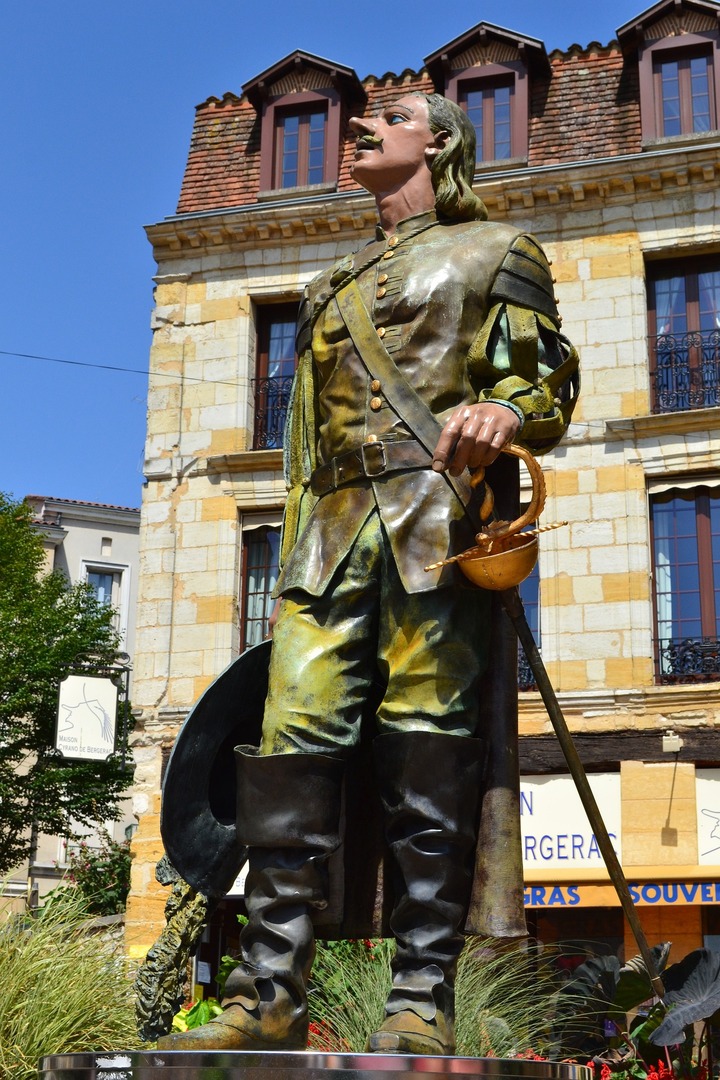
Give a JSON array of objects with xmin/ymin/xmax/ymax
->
[
  {"xmin": 520, "ymin": 773, "xmax": 621, "ymax": 870},
  {"xmin": 55, "ymin": 674, "xmax": 118, "ymax": 761},
  {"xmin": 696, "ymin": 770, "xmax": 720, "ymax": 866},
  {"xmin": 524, "ymin": 881, "xmax": 720, "ymax": 908}
]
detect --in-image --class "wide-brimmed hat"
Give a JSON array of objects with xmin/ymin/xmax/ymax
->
[{"xmin": 160, "ymin": 639, "xmax": 271, "ymax": 897}]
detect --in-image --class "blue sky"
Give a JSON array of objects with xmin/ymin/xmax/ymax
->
[{"xmin": 2, "ymin": 0, "xmax": 637, "ymax": 509}]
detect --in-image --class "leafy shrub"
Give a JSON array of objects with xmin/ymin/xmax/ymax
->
[
  {"xmin": 64, "ymin": 830, "xmax": 132, "ymax": 916},
  {"xmin": 172, "ymin": 997, "xmax": 223, "ymax": 1033}
]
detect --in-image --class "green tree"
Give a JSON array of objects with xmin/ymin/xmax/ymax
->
[{"xmin": 0, "ymin": 493, "xmax": 133, "ymax": 876}]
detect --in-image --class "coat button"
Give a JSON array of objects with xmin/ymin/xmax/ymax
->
[
  {"xmin": 376, "ymin": 287, "xmax": 387, "ymax": 298},
  {"xmin": 377, "ymin": 273, "xmax": 389, "ymax": 284},
  {"xmin": 370, "ymin": 397, "xmax": 383, "ymax": 411},
  {"xmin": 371, "ymin": 379, "xmax": 381, "ymax": 392},
  {"xmin": 377, "ymin": 327, "xmax": 386, "ymax": 338},
  {"xmin": 365, "ymin": 434, "xmax": 379, "ymax": 443},
  {"xmin": 382, "ymin": 250, "xmax": 395, "ymax": 260},
  {"xmin": 387, "ymin": 235, "xmax": 399, "ymax": 247}
]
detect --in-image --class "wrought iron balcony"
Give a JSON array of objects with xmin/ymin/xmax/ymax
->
[
  {"xmin": 656, "ymin": 636, "xmax": 720, "ymax": 683},
  {"xmin": 252, "ymin": 375, "xmax": 294, "ymax": 450},
  {"xmin": 651, "ymin": 329, "xmax": 720, "ymax": 413}
]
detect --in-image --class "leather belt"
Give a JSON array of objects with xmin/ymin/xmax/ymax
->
[{"xmin": 310, "ymin": 439, "xmax": 430, "ymax": 496}]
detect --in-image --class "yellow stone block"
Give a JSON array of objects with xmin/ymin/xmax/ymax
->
[
  {"xmin": 622, "ymin": 760, "xmax": 694, "ymax": 800},
  {"xmin": 602, "ymin": 571, "xmax": 649, "ymax": 603},
  {"xmin": 544, "ymin": 659, "xmax": 587, "ymax": 691},
  {"xmin": 632, "ymin": 654, "xmax": 655, "ymax": 686},
  {"xmin": 199, "ymin": 297, "xmax": 243, "ymax": 323},
  {"xmin": 585, "ymin": 232, "xmax": 637, "ymax": 254},
  {"xmin": 209, "ymin": 429, "xmax": 241, "ymax": 455},
  {"xmin": 195, "ymin": 595, "xmax": 235, "ymax": 624},
  {"xmin": 194, "ymin": 674, "xmax": 216, "ymax": 699},
  {"xmin": 620, "ymin": 390, "xmax": 648, "ymax": 418},
  {"xmin": 155, "ymin": 282, "xmax": 187, "ymax": 306},
  {"xmin": 549, "ymin": 260, "xmax": 578, "ymax": 284},
  {"xmin": 590, "ymin": 255, "xmax": 633, "ymax": 278},
  {"xmin": 124, "ymin": 894, "xmax": 170, "ymax": 954},
  {"xmin": 133, "ymin": 807, "xmax": 160, "ymax": 840},
  {"xmin": 542, "ymin": 572, "xmax": 574, "ymax": 607},
  {"xmin": 621, "ymin": 762, "xmax": 698, "ymax": 865},
  {"xmin": 130, "ymin": 836, "xmax": 167, "ymax": 866},
  {"xmin": 545, "ymin": 470, "xmax": 579, "ymax": 498},
  {"xmin": 201, "ymin": 495, "xmax": 238, "ymax": 522},
  {"xmin": 186, "ymin": 282, "xmax": 207, "ymax": 304},
  {"xmin": 624, "ymin": 906, "xmax": 701, "ymax": 965},
  {"xmin": 604, "ymin": 657, "xmax": 636, "ymax": 689},
  {"xmin": 596, "ymin": 465, "xmax": 630, "ymax": 494}
]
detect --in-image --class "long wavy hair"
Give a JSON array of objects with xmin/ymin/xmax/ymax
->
[{"xmin": 414, "ymin": 92, "xmax": 488, "ymax": 222}]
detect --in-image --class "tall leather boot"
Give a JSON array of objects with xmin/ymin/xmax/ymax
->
[
  {"xmin": 158, "ymin": 747, "xmax": 343, "ymax": 1051},
  {"xmin": 366, "ymin": 731, "xmax": 484, "ymax": 1056}
]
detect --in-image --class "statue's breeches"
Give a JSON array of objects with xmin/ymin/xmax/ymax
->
[{"xmin": 261, "ymin": 511, "xmax": 491, "ymax": 756}]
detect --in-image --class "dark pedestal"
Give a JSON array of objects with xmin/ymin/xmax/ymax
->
[{"xmin": 38, "ymin": 1050, "xmax": 594, "ymax": 1080}]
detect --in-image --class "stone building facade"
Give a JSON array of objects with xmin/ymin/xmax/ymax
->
[{"xmin": 127, "ymin": 0, "xmax": 720, "ymax": 978}]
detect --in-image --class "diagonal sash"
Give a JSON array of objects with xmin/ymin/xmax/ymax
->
[{"xmin": 334, "ymin": 278, "xmax": 473, "ymax": 508}]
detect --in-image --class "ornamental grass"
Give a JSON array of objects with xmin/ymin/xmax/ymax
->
[
  {"xmin": 306, "ymin": 935, "xmax": 558, "ymax": 1056},
  {"xmin": 0, "ymin": 887, "xmax": 141, "ymax": 1080}
]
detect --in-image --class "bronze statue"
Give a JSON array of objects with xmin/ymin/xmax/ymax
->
[{"xmin": 158, "ymin": 92, "xmax": 578, "ymax": 1056}]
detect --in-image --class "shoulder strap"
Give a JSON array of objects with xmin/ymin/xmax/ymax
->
[{"xmin": 334, "ymin": 278, "xmax": 473, "ymax": 507}]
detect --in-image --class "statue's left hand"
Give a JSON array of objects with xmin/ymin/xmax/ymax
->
[{"xmin": 431, "ymin": 402, "xmax": 520, "ymax": 477}]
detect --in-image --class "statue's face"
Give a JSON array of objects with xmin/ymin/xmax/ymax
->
[{"xmin": 348, "ymin": 95, "xmax": 440, "ymax": 194}]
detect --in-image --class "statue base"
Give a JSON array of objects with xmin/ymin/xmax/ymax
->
[{"xmin": 38, "ymin": 1050, "xmax": 594, "ymax": 1080}]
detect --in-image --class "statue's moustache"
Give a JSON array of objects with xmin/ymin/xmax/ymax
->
[{"xmin": 356, "ymin": 134, "xmax": 383, "ymax": 150}]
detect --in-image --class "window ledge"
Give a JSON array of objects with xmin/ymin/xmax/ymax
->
[
  {"xmin": 206, "ymin": 449, "xmax": 283, "ymax": 474},
  {"xmin": 642, "ymin": 130, "xmax": 720, "ymax": 152},
  {"xmin": 257, "ymin": 182, "xmax": 337, "ymax": 203},
  {"xmin": 605, "ymin": 405, "xmax": 719, "ymax": 440},
  {"xmin": 474, "ymin": 156, "xmax": 527, "ymax": 176}
]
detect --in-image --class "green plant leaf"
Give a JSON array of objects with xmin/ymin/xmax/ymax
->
[
  {"xmin": 613, "ymin": 943, "xmax": 672, "ymax": 1012},
  {"xmin": 651, "ymin": 949, "xmax": 720, "ymax": 1046},
  {"xmin": 550, "ymin": 954, "xmax": 622, "ymax": 1059}
]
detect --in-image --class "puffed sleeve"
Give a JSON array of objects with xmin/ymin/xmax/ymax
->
[{"xmin": 468, "ymin": 233, "xmax": 580, "ymax": 456}]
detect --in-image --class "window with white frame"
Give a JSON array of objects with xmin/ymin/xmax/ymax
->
[
  {"xmin": 240, "ymin": 520, "xmax": 282, "ymax": 651},
  {"xmin": 82, "ymin": 561, "xmax": 130, "ymax": 647}
]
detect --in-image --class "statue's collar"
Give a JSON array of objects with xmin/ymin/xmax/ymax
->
[{"xmin": 374, "ymin": 209, "xmax": 437, "ymax": 242}]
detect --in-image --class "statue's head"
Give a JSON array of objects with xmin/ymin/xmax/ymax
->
[
  {"xmin": 419, "ymin": 92, "xmax": 488, "ymax": 222},
  {"xmin": 348, "ymin": 92, "xmax": 487, "ymax": 223}
]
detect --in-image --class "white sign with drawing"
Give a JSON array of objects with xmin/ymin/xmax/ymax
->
[
  {"xmin": 56, "ymin": 675, "xmax": 118, "ymax": 761},
  {"xmin": 696, "ymin": 769, "xmax": 720, "ymax": 865}
]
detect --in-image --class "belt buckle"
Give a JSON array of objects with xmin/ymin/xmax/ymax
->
[
  {"xmin": 361, "ymin": 440, "xmax": 387, "ymax": 477},
  {"xmin": 330, "ymin": 457, "xmax": 344, "ymax": 491}
]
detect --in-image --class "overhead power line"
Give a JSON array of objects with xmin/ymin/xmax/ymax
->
[{"xmin": 0, "ymin": 349, "xmax": 243, "ymax": 388}]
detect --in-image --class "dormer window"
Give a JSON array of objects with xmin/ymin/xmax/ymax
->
[
  {"xmin": 459, "ymin": 75, "xmax": 515, "ymax": 163},
  {"xmin": 617, "ymin": 1, "xmax": 720, "ymax": 143},
  {"xmin": 243, "ymin": 51, "xmax": 365, "ymax": 196},
  {"xmin": 275, "ymin": 105, "xmax": 327, "ymax": 188},
  {"xmin": 425, "ymin": 24, "xmax": 549, "ymax": 171},
  {"xmin": 654, "ymin": 48, "xmax": 715, "ymax": 136}
]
